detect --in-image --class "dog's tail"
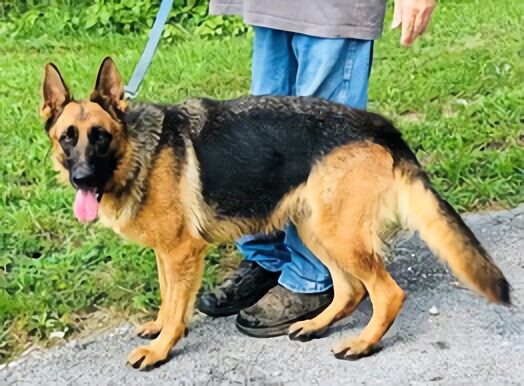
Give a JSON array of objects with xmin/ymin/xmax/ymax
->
[{"xmin": 393, "ymin": 160, "xmax": 510, "ymax": 305}]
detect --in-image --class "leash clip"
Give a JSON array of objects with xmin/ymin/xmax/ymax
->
[{"xmin": 124, "ymin": 0, "xmax": 174, "ymax": 100}]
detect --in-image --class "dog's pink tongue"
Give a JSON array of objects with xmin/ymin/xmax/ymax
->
[{"xmin": 73, "ymin": 190, "xmax": 99, "ymax": 223}]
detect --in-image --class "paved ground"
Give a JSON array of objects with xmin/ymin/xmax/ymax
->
[{"xmin": 1, "ymin": 206, "xmax": 523, "ymax": 385}]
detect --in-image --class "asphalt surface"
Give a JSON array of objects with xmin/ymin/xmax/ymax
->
[{"xmin": 1, "ymin": 205, "xmax": 523, "ymax": 385}]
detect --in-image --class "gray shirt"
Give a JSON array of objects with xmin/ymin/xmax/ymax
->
[{"xmin": 209, "ymin": 0, "xmax": 387, "ymax": 40}]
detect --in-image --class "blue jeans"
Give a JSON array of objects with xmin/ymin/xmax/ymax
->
[{"xmin": 237, "ymin": 26, "xmax": 374, "ymax": 293}]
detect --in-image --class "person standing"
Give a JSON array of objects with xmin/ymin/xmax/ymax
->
[{"xmin": 198, "ymin": 0, "xmax": 436, "ymax": 338}]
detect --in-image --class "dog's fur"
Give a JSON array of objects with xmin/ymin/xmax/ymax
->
[{"xmin": 41, "ymin": 57, "xmax": 510, "ymax": 369}]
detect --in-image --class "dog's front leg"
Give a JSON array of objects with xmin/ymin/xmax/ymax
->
[
  {"xmin": 136, "ymin": 252, "xmax": 168, "ymax": 339},
  {"xmin": 128, "ymin": 236, "xmax": 206, "ymax": 370}
]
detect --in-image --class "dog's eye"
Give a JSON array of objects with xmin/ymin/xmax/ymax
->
[
  {"xmin": 66, "ymin": 125, "xmax": 76, "ymax": 138},
  {"xmin": 59, "ymin": 126, "xmax": 78, "ymax": 146},
  {"xmin": 97, "ymin": 133, "xmax": 111, "ymax": 144},
  {"xmin": 89, "ymin": 126, "xmax": 112, "ymax": 154}
]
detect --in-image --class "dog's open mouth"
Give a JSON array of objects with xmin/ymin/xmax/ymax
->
[{"xmin": 73, "ymin": 189, "xmax": 101, "ymax": 223}]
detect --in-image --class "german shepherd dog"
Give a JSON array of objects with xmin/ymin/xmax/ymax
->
[{"xmin": 41, "ymin": 57, "xmax": 510, "ymax": 369}]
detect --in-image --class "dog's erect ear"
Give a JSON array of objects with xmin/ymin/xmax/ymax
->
[
  {"xmin": 90, "ymin": 57, "xmax": 127, "ymax": 114},
  {"xmin": 41, "ymin": 63, "xmax": 71, "ymax": 129}
]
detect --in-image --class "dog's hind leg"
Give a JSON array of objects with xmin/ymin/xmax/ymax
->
[
  {"xmin": 330, "ymin": 247, "xmax": 405, "ymax": 360},
  {"xmin": 288, "ymin": 224, "xmax": 366, "ymax": 341},
  {"xmin": 309, "ymin": 194, "xmax": 405, "ymax": 359},
  {"xmin": 127, "ymin": 235, "xmax": 207, "ymax": 370},
  {"xmin": 298, "ymin": 141, "xmax": 404, "ymax": 358},
  {"xmin": 137, "ymin": 252, "xmax": 167, "ymax": 339}
]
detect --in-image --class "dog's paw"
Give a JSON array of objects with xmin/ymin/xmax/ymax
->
[
  {"xmin": 127, "ymin": 344, "xmax": 169, "ymax": 370},
  {"xmin": 332, "ymin": 336, "xmax": 381, "ymax": 360},
  {"xmin": 136, "ymin": 320, "xmax": 162, "ymax": 339},
  {"xmin": 288, "ymin": 320, "xmax": 328, "ymax": 342}
]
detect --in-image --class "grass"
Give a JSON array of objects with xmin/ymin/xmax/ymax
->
[{"xmin": 0, "ymin": 0, "xmax": 522, "ymax": 363}]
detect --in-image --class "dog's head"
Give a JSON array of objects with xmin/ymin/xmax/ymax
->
[{"xmin": 41, "ymin": 57, "xmax": 127, "ymax": 223}]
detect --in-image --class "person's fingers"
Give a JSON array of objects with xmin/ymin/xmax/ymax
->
[
  {"xmin": 393, "ymin": 0, "xmax": 437, "ymax": 46},
  {"xmin": 413, "ymin": 9, "xmax": 428, "ymax": 37},
  {"xmin": 391, "ymin": 0, "xmax": 402, "ymax": 29},
  {"xmin": 401, "ymin": 7, "xmax": 417, "ymax": 46},
  {"xmin": 414, "ymin": 6, "xmax": 434, "ymax": 37}
]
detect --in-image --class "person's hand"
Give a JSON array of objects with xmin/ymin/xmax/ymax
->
[{"xmin": 391, "ymin": 0, "xmax": 436, "ymax": 47}]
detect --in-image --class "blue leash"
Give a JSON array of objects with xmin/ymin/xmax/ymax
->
[{"xmin": 124, "ymin": 0, "xmax": 174, "ymax": 99}]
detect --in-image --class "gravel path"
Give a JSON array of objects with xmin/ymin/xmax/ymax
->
[{"xmin": 2, "ymin": 205, "xmax": 523, "ymax": 385}]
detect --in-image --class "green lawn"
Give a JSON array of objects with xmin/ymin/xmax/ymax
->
[{"xmin": 0, "ymin": 0, "xmax": 522, "ymax": 362}]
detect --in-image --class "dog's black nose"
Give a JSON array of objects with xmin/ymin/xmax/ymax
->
[{"xmin": 71, "ymin": 165, "xmax": 96, "ymax": 190}]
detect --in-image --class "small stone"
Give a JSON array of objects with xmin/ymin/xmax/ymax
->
[
  {"xmin": 428, "ymin": 306, "xmax": 439, "ymax": 316},
  {"xmin": 66, "ymin": 340, "xmax": 80, "ymax": 350},
  {"xmin": 434, "ymin": 341, "xmax": 449, "ymax": 350},
  {"xmin": 49, "ymin": 331, "xmax": 66, "ymax": 339}
]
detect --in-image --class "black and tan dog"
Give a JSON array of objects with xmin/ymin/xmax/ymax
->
[{"xmin": 41, "ymin": 57, "xmax": 510, "ymax": 369}]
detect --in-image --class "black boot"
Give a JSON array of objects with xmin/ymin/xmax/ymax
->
[{"xmin": 197, "ymin": 261, "xmax": 279, "ymax": 317}]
